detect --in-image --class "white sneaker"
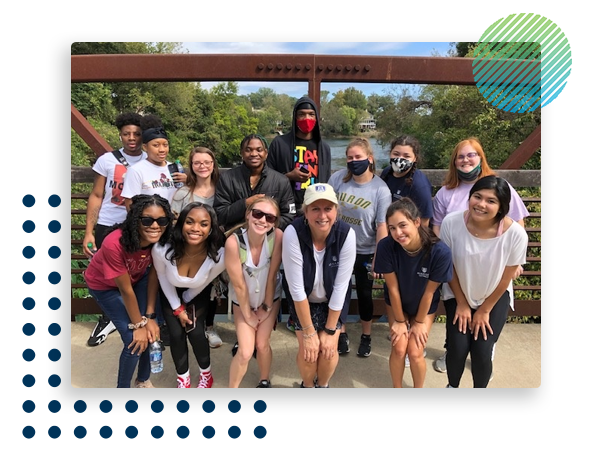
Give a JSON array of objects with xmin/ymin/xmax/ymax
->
[
  {"xmin": 205, "ymin": 327, "xmax": 223, "ymax": 348},
  {"xmin": 434, "ymin": 351, "xmax": 447, "ymax": 373},
  {"xmin": 405, "ymin": 350, "xmax": 427, "ymax": 367}
]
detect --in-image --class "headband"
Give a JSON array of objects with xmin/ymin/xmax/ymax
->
[{"xmin": 142, "ymin": 126, "xmax": 168, "ymax": 143}]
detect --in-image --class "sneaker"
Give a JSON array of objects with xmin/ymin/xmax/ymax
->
[
  {"xmin": 134, "ymin": 379, "xmax": 154, "ymax": 388},
  {"xmin": 286, "ymin": 317, "xmax": 296, "ymax": 333},
  {"xmin": 205, "ymin": 327, "xmax": 223, "ymax": 348},
  {"xmin": 357, "ymin": 334, "xmax": 371, "ymax": 357},
  {"xmin": 300, "ymin": 381, "xmax": 315, "ymax": 388},
  {"xmin": 177, "ymin": 374, "xmax": 191, "ymax": 389},
  {"xmin": 338, "ymin": 332, "xmax": 350, "ymax": 354},
  {"xmin": 256, "ymin": 379, "xmax": 271, "ymax": 388},
  {"xmin": 198, "ymin": 370, "xmax": 214, "ymax": 388},
  {"xmin": 160, "ymin": 324, "xmax": 170, "ymax": 347},
  {"xmin": 405, "ymin": 350, "xmax": 427, "ymax": 367},
  {"xmin": 433, "ymin": 351, "xmax": 447, "ymax": 373},
  {"xmin": 489, "ymin": 371, "xmax": 494, "ymax": 382},
  {"xmin": 87, "ymin": 315, "xmax": 116, "ymax": 346}
]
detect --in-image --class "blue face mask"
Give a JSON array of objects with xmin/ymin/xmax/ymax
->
[{"xmin": 347, "ymin": 159, "xmax": 371, "ymax": 176}]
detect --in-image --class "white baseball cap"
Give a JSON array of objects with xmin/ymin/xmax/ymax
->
[{"xmin": 303, "ymin": 183, "xmax": 338, "ymax": 206}]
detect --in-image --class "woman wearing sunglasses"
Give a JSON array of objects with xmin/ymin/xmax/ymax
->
[
  {"xmin": 225, "ymin": 197, "xmax": 283, "ymax": 388},
  {"xmin": 148, "ymin": 202, "xmax": 226, "ymax": 388},
  {"xmin": 84, "ymin": 194, "xmax": 173, "ymax": 388},
  {"xmin": 431, "ymin": 138, "xmax": 529, "ymax": 374}
]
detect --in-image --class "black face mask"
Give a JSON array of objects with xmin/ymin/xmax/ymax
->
[
  {"xmin": 347, "ymin": 159, "xmax": 371, "ymax": 176},
  {"xmin": 457, "ymin": 163, "xmax": 482, "ymax": 182}
]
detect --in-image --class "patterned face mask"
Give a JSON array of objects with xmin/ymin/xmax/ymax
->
[{"xmin": 390, "ymin": 157, "xmax": 413, "ymax": 174}]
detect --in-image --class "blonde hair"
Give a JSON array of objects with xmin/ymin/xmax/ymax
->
[{"xmin": 343, "ymin": 137, "xmax": 376, "ymax": 183}]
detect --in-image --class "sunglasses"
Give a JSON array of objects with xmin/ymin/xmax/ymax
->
[
  {"xmin": 140, "ymin": 216, "xmax": 170, "ymax": 227},
  {"xmin": 251, "ymin": 209, "xmax": 277, "ymax": 224}
]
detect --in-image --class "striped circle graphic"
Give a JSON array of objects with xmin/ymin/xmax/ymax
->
[{"xmin": 473, "ymin": 13, "xmax": 571, "ymax": 112}]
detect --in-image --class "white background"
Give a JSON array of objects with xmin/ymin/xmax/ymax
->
[{"xmin": 2, "ymin": 1, "xmax": 594, "ymax": 457}]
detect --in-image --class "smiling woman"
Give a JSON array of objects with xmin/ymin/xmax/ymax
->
[
  {"xmin": 148, "ymin": 202, "xmax": 226, "ymax": 388},
  {"xmin": 83, "ymin": 194, "xmax": 174, "ymax": 388}
]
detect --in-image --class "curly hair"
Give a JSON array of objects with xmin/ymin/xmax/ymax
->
[
  {"xmin": 385, "ymin": 197, "xmax": 439, "ymax": 257},
  {"xmin": 115, "ymin": 194, "xmax": 174, "ymax": 253},
  {"xmin": 115, "ymin": 112, "xmax": 142, "ymax": 130},
  {"xmin": 140, "ymin": 114, "xmax": 164, "ymax": 131},
  {"xmin": 166, "ymin": 202, "xmax": 225, "ymax": 264}
]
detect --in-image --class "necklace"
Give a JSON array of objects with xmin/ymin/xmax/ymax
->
[
  {"xmin": 184, "ymin": 248, "xmax": 206, "ymax": 258},
  {"xmin": 402, "ymin": 245, "xmax": 422, "ymax": 256},
  {"xmin": 249, "ymin": 176, "xmax": 260, "ymax": 189}
]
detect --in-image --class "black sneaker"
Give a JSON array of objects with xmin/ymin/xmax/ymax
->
[
  {"xmin": 300, "ymin": 381, "xmax": 315, "ymax": 388},
  {"xmin": 338, "ymin": 332, "xmax": 350, "ymax": 354},
  {"xmin": 357, "ymin": 334, "xmax": 371, "ymax": 357},
  {"xmin": 256, "ymin": 379, "xmax": 271, "ymax": 388},
  {"xmin": 87, "ymin": 315, "xmax": 116, "ymax": 346},
  {"xmin": 160, "ymin": 324, "xmax": 170, "ymax": 347}
]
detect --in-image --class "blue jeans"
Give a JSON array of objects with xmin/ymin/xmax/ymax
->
[{"xmin": 89, "ymin": 272, "xmax": 151, "ymax": 388}]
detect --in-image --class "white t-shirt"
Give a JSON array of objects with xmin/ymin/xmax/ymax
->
[
  {"xmin": 151, "ymin": 244, "xmax": 226, "ymax": 309},
  {"xmin": 440, "ymin": 211, "xmax": 528, "ymax": 310},
  {"xmin": 92, "ymin": 148, "xmax": 147, "ymax": 226},
  {"xmin": 282, "ymin": 225, "xmax": 356, "ymax": 311},
  {"xmin": 121, "ymin": 159, "xmax": 177, "ymax": 202},
  {"xmin": 228, "ymin": 229, "xmax": 282, "ymax": 310}
]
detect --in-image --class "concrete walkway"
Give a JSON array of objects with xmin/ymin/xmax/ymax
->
[{"xmin": 71, "ymin": 320, "xmax": 541, "ymax": 388}]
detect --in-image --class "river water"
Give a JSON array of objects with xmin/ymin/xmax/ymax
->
[{"xmin": 323, "ymin": 137, "xmax": 390, "ymax": 171}]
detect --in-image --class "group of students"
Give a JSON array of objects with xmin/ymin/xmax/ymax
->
[{"xmin": 82, "ymin": 98, "xmax": 529, "ymax": 388}]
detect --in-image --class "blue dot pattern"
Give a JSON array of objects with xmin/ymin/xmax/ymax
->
[{"xmin": 21, "ymin": 193, "xmax": 266, "ymax": 439}]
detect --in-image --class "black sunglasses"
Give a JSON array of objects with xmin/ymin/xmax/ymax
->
[
  {"xmin": 251, "ymin": 209, "xmax": 277, "ymax": 224},
  {"xmin": 140, "ymin": 216, "xmax": 170, "ymax": 227}
]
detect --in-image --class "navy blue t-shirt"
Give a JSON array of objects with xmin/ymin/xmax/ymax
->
[
  {"xmin": 381, "ymin": 168, "xmax": 433, "ymax": 219},
  {"xmin": 374, "ymin": 235, "xmax": 452, "ymax": 316}
]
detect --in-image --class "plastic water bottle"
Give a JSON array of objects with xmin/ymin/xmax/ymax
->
[
  {"xmin": 363, "ymin": 262, "xmax": 374, "ymax": 280},
  {"xmin": 149, "ymin": 340, "xmax": 163, "ymax": 373},
  {"xmin": 174, "ymin": 160, "xmax": 185, "ymax": 188},
  {"xmin": 87, "ymin": 242, "xmax": 97, "ymax": 261}
]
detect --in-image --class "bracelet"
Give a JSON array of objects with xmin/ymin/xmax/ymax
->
[
  {"xmin": 128, "ymin": 316, "xmax": 148, "ymax": 330},
  {"xmin": 414, "ymin": 319, "xmax": 425, "ymax": 324},
  {"xmin": 147, "ymin": 313, "xmax": 157, "ymax": 320},
  {"xmin": 394, "ymin": 319, "xmax": 407, "ymax": 326},
  {"xmin": 261, "ymin": 303, "xmax": 272, "ymax": 312},
  {"xmin": 303, "ymin": 331, "xmax": 317, "ymax": 339},
  {"xmin": 173, "ymin": 305, "xmax": 186, "ymax": 316},
  {"xmin": 300, "ymin": 324, "xmax": 315, "ymax": 331}
]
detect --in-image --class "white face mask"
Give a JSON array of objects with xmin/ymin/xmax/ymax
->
[{"xmin": 390, "ymin": 157, "xmax": 413, "ymax": 174}]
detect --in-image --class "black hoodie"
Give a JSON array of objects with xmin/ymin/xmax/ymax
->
[{"xmin": 267, "ymin": 96, "xmax": 331, "ymax": 209}]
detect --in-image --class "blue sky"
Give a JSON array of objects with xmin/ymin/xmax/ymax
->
[{"xmin": 182, "ymin": 42, "xmax": 454, "ymax": 98}]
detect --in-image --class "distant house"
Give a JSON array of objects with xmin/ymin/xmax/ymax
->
[{"xmin": 359, "ymin": 113, "xmax": 376, "ymax": 132}]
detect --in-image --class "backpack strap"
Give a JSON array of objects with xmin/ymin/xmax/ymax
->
[{"xmin": 111, "ymin": 149, "xmax": 130, "ymax": 168}]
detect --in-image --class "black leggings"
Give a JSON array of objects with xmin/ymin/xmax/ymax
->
[
  {"xmin": 354, "ymin": 254, "xmax": 374, "ymax": 323},
  {"xmin": 444, "ymin": 291, "xmax": 510, "ymax": 388},
  {"xmin": 161, "ymin": 285, "xmax": 211, "ymax": 374}
]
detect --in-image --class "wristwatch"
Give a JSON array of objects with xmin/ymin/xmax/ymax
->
[
  {"xmin": 147, "ymin": 313, "xmax": 157, "ymax": 319},
  {"xmin": 323, "ymin": 327, "xmax": 337, "ymax": 336}
]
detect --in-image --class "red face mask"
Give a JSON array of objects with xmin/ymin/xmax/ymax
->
[{"xmin": 296, "ymin": 118, "xmax": 316, "ymax": 134}]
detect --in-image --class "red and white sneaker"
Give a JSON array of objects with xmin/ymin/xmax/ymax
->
[
  {"xmin": 198, "ymin": 370, "xmax": 214, "ymax": 388},
  {"xmin": 177, "ymin": 374, "xmax": 191, "ymax": 389}
]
